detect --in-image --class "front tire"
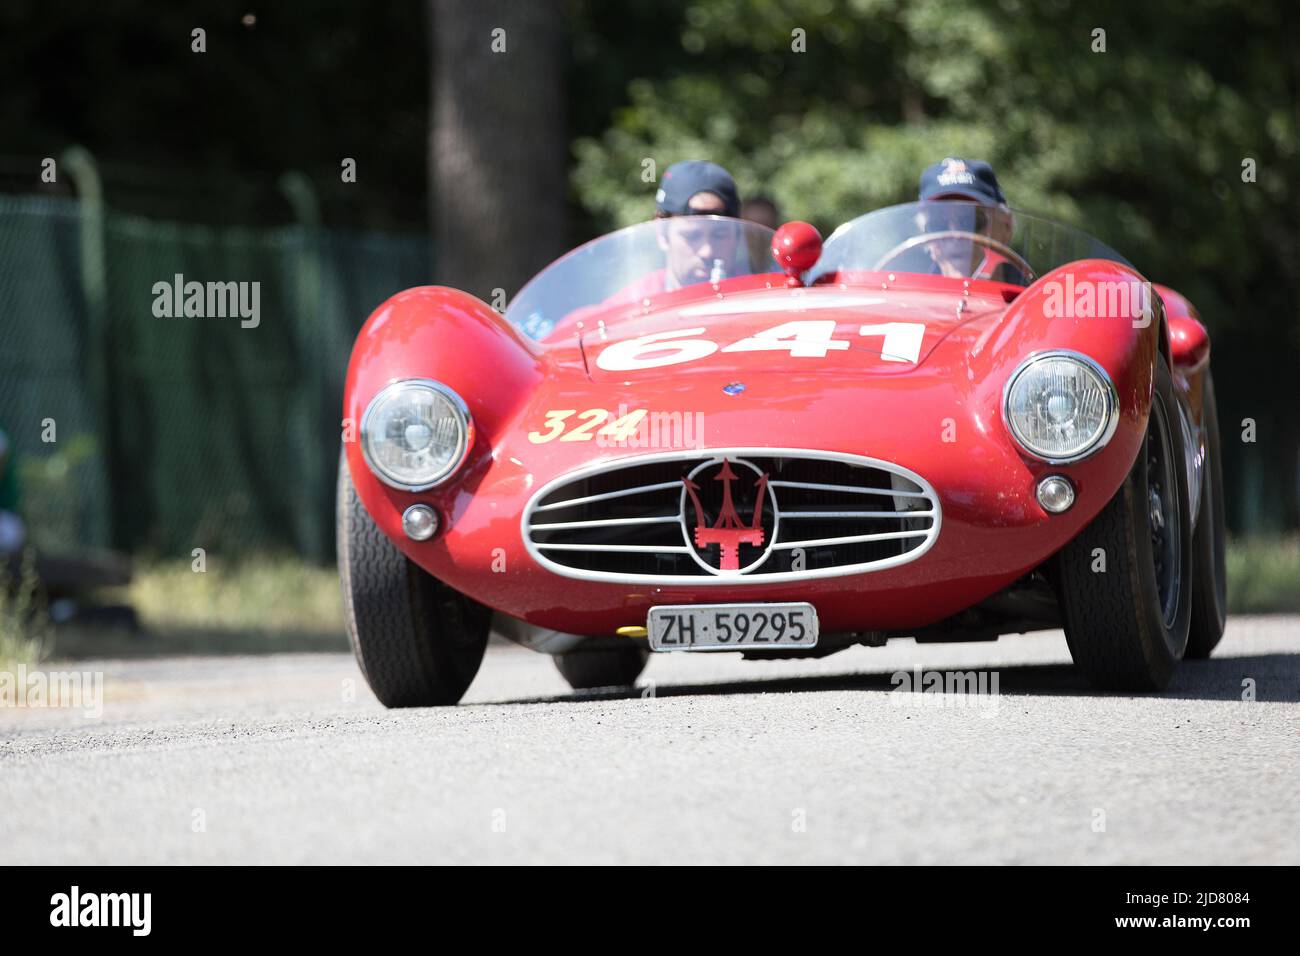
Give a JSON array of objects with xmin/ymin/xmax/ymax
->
[
  {"xmin": 1186, "ymin": 372, "xmax": 1227, "ymax": 658},
  {"xmin": 337, "ymin": 456, "xmax": 490, "ymax": 707},
  {"xmin": 1055, "ymin": 354, "xmax": 1193, "ymax": 691},
  {"xmin": 553, "ymin": 646, "xmax": 649, "ymax": 690}
]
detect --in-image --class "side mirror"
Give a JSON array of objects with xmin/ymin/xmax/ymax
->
[{"xmin": 771, "ymin": 221, "xmax": 823, "ymax": 287}]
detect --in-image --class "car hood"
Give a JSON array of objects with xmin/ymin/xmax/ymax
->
[{"xmin": 575, "ymin": 283, "xmax": 1008, "ymax": 382}]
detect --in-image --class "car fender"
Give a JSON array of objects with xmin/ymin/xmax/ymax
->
[
  {"xmin": 949, "ymin": 258, "xmax": 1163, "ymax": 529},
  {"xmin": 342, "ymin": 286, "xmax": 548, "ymax": 548}
]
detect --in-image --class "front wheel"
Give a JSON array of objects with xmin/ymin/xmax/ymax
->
[
  {"xmin": 1054, "ymin": 354, "xmax": 1193, "ymax": 691},
  {"xmin": 337, "ymin": 456, "xmax": 490, "ymax": 707}
]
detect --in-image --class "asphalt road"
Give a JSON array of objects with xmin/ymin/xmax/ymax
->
[{"xmin": 2, "ymin": 616, "xmax": 1297, "ymax": 864}]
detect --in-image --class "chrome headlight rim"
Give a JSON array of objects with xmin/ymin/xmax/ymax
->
[
  {"xmin": 1002, "ymin": 349, "xmax": 1119, "ymax": 465},
  {"xmin": 360, "ymin": 378, "xmax": 474, "ymax": 491}
]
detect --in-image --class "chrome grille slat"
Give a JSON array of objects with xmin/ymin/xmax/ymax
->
[
  {"xmin": 529, "ymin": 515, "xmax": 680, "ymax": 530},
  {"xmin": 779, "ymin": 510, "xmax": 936, "ymax": 519},
  {"xmin": 772, "ymin": 530, "xmax": 932, "ymax": 549},
  {"xmin": 535, "ymin": 543, "xmax": 692, "ymax": 553},
  {"xmin": 768, "ymin": 480, "xmax": 928, "ymax": 497},
  {"xmin": 533, "ymin": 480, "xmax": 683, "ymax": 512},
  {"xmin": 522, "ymin": 448, "xmax": 941, "ymax": 585}
]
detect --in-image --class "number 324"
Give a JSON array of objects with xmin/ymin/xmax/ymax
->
[{"xmin": 528, "ymin": 408, "xmax": 648, "ymax": 444}]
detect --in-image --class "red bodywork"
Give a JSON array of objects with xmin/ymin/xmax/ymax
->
[{"xmin": 343, "ymin": 262, "xmax": 1211, "ymax": 638}]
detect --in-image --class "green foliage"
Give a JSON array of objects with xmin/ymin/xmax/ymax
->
[
  {"xmin": 17, "ymin": 434, "xmax": 99, "ymax": 553},
  {"xmin": 129, "ymin": 555, "xmax": 344, "ymax": 638},
  {"xmin": 1227, "ymin": 535, "xmax": 1300, "ymax": 614},
  {"xmin": 576, "ymin": 0, "xmax": 1296, "ymax": 279},
  {"xmin": 0, "ymin": 550, "xmax": 50, "ymax": 668}
]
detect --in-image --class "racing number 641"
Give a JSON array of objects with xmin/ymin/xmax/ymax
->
[{"xmin": 595, "ymin": 320, "xmax": 927, "ymax": 372}]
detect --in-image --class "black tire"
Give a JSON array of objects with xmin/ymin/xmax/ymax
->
[
  {"xmin": 553, "ymin": 646, "xmax": 649, "ymax": 690},
  {"xmin": 1186, "ymin": 372, "xmax": 1227, "ymax": 658},
  {"xmin": 337, "ymin": 456, "xmax": 490, "ymax": 707},
  {"xmin": 1055, "ymin": 354, "xmax": 1193, "ymax": 691}
]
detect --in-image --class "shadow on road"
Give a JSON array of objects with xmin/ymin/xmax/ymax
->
[{"xmin": 485, "ymin": 653, "xmax": 1300, "ymax": 706}]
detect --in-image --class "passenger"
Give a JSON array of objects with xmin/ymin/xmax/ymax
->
[{"xmin": 916, "ymin": 157, "xmax": 1024, "ymax": 283}]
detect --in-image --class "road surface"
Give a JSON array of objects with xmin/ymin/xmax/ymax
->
[{"xmin": 2, "ymin": 616, "xmax": 1297, "ymax": 864}]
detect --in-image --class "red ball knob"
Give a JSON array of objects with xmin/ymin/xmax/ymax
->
[{"xmin": 771, "ymin": 221, "xmax": 823, "ymax": 287}]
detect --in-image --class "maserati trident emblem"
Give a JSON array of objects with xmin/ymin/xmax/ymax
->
[{"xmin": 682, "ymin": 458, "xmax": 772, "ymax": 572}]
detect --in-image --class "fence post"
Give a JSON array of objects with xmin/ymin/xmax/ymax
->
[
  {"xmin": 60, "ymin": 146, "xmax": 115, "ymax": 549},
  {"xmin": 278, "ymin": 171, "xmax": 328, "ymax": 562}
]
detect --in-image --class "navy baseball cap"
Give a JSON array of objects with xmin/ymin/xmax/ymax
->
[
  {"xmin": 918, "ymin": 157, "xmax": 1006, "ymax": 205},
  {"xmin": 655, "ymin": 160, "xmax": 740, "ymax": 217}
]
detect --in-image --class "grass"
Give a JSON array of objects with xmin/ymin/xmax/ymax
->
[
  {"xmin": 48, "ymin": 554, "xmax": 348, "ymax": 660},
  {"xmin": 1226, "ymin": 535, "xmax": 1300, "ymax": 615},
  {"xmin": 130, "ymin": 555, "xmax": 344, "ymax": 636},
  {"xmin": 0, "ymin": 551, "xmax": 51, "ymax": 670}
]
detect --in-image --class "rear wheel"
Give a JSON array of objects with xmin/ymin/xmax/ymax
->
[
  {"xmin": 337, "ymin": 456, "xmax": 490, "ymax": 707},
  {"xmin": 1186, "ymin": 372, "xmax": 1227, "ymax": 658},
  {"xmin": 1055, "ymin": 354, "xmax": 1192, "ymax": 690},
  {"xmin": 553, "ymin": 646, "xmax": 649, "ymax": 690}
]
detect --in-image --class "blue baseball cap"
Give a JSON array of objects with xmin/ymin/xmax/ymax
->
[
  {"xmin": 918, "ymin": 157, "xmax": 1006, "ymax": 205},
  {"xmin": 656, "ymin": 160, "xmax": 740, "ymax": 217}
]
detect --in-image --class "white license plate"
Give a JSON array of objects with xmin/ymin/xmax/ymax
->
[{"xmin": 647, "ymin": 603, "xmax": 819, "ymax": 652}]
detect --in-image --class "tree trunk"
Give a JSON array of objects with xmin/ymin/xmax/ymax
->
[{"xmin": 430, "ymin": 0, "xmax": 566, "ymax": 304}]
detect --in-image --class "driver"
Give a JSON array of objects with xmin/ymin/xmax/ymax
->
[
  {"xmin": 577, "ymin": 161, "xmax": 747, "ymax": 313},
  {"xmin": 651, "ymin": 160, "xmax": 745, "ymax": 290},
  {"xmin": 538, "ymin": 161, "xmax": 749, "ymax": 339},
  {"xmin": 915, "ymin": 157, "xmax": 1024, "ymax": 283}
]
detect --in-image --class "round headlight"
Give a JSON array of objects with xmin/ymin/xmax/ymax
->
[
  {"xmin": 1004, "ymin": 351, "xmax": 1117, "ymax": 462},
  {"xmin": 361, "ymin": 380, "xmax": 472, "ymax": 490}
]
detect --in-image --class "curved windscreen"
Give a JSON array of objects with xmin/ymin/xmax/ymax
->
[
  {"xmin": 809, "ymin": 201, "xmax": 1131, "ymax": 288},
  {"xmin": 506, "ymin": 216, "xmax": 778, "ymax": 339}
]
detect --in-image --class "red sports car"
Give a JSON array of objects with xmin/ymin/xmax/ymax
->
[{"xmin": 338, "ymin": 201, "xmax": 1226, "ymax": 705}]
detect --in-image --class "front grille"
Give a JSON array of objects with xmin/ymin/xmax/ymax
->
[{"xmin": 522, "ymin": 448, "xmax": 940, "ymax": 584}]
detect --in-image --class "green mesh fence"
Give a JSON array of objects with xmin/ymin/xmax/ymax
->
[{"xmin": 0, "ymin": 193, "xmax": 430, "ymax": 562}]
